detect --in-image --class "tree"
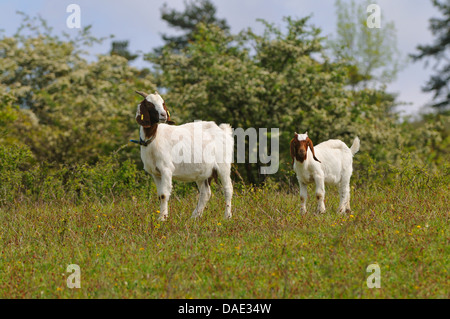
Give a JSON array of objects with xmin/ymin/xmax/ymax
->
[
  {"xmin": 148, "ymin": 17, "xmax": 435, "ymax": 184},
  {"xmin": 156, "ymin": 0, "xmax": 229, "ymax": 53},
  {"xmin": 110, "ymin": 40, "xmax": 138, "ymax": 62},
  {"xmin": 411, "ymin": 0, "xmax": 450, "ymax": 111},
  {"xmin": 0, "ymin": 14, "xmax": 156, "ymax": 164},
  {"xmin": 329, "ymin": 0, "xmax": 403, "ymax": 88}
]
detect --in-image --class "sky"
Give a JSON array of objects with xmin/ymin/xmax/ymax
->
[{"xmin": 0, "ymin": 0, "xmax": 442, "ymax": 117}]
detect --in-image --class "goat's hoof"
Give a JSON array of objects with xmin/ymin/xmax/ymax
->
[
  {"xmin": 224, "ymin": 213, "xmax": 232, "ymax": 219},
  {"xmin": 191, "ymin": 210, "xmax": 203, "ymax": 219},
  {"xmin": 158, "ymin": 214, "xmax": 168, "ymax": 221},
  {"xmin": 338, "ymin": 208, "xmax": 351, "ymax": 214},
  {"xmin": 316, "ymin": 209, "xmax": 326, "ymax": 215},
  {"xmin": 300, "ymin": 208, "xmax": 307, "ymax": 214}
]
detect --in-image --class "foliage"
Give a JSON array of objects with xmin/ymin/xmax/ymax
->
[
  {"xmin": 411, "ymin": 0, "xmax": 450, "ymax": 110},
  {"xmin": 0, "ymin": 142, "xmax": 147, "ymax": 203},
  {"xmin": 0, "ymin": 14, "xmax": 155, "ymax": 165},
  {"xmin": 148, "ymin": 17, "xmax": 444, "ymax": 183},
  {"xmin": 155, "ymin": 0, "xmax": 230, "ymax": 54},
  {"xmin": 110, "ymin": 40, "xmax": 138, "ymax": 61},
  {"xmin": 329, "ymin": 0, "xmax": 404, "ymax": 88}
]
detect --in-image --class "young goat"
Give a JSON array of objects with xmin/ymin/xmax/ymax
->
[
  {"xmin": 290, "ymin": 132, "xmax": 360, "ymax": 214},
  {"xmin": 134, "ymin": 90, "xmax": 233, "ymax": 221}
]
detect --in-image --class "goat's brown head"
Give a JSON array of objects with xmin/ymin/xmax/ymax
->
[
  {"xmin": 290, "ymin": 132, "xmax": 321, "ymax": 165},
  {"xmin": 135, "ymin": 90, "xmax": 174, "ymax": 127}
]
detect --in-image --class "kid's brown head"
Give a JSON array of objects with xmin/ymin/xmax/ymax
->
[{"xmin": 290, "ymin": 132, "xmax": 321, "ymax": 165}]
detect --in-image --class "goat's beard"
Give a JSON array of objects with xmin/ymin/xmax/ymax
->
[{"xmin": 296, "ymin": 151, "xmax": 306, "ymax": 163}]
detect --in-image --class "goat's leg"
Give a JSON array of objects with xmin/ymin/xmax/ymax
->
[
  {"xmin": 314, "ymin": 176, "xmax": 326, "ymax": 214},
  {"xmin": 217, "ymin": 166, "xmax": 233, "ymax": 219},
  {"xmin": 298, "ymin": 180, "xmax": 308, "ymax": 214},
  {"xmin": 157, "ymin": 170, "xmax": 173, "ymax": 221},
  {"xmin": 192, "ymin": 180, "xmax": 212, "ymax": 218},
  {"xmin": 338, "ymin": 179, "xmax": 351, "ymax": 214}
]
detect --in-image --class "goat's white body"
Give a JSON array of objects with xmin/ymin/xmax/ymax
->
[
  {"xmin": 140, "ymin": 121, "xmax": 234, "ymax": 220},
  {"xmin": 293, "ymin": 137, "xmax": 360, "ymax": 214}
]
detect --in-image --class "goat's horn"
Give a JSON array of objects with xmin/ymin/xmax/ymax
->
[{"xmin": 135, "ymin": 91, "xmax": 148, "ymax": 98}]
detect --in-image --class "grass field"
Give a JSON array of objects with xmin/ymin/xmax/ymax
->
[{"xmin": 0, "ymin": 180, "xmax": 448, "ymax": 298}]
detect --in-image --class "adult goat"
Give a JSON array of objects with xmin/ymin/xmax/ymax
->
[{"xmin": 134, "ymin": 90, "xmax": 233, "ymax": 221}]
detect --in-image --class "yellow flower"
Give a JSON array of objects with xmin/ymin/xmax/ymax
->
[
  {"xmin": 417, "ymin": 225, "xmax": 421, "ymax": 229},
  {"xmin": 217, "ymin": 223, "xmax": 221, "ymax": 226},
  {"xmin": 139, "ymin": 247, "xmax": 145, "ymax": 251}
]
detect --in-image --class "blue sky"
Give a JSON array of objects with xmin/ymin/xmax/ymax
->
[{"xmin": 0, "ymin": 0, "xmax": 441, "ymax": 117}]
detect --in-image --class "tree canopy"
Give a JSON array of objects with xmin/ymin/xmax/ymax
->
[
  {"xmin": 0, "ymin": 9, "xmax": 447, "ymax": 188},
  {"xmin": 411, "ymin": 0, "xmax": 450, "ymax": 111}
]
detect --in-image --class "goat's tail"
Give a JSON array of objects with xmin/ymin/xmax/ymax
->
[{"xmin": 350, "ymin": 136, "xmax": 360, "ymax": 156}]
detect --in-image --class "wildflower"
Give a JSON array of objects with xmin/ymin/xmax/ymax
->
[
  {"xmin": 417, "ymin": 225, "xmax": 421, "ymax": 229},
  {"xmin": 350, "ymin": 214, "xmax": 354, "ymax": 218},
  {"xmin": 139, "ymin": 247, "xmax": 145, "ymax": 251},
  {"xmin": 217, "ymin": 223, "xmax": 221, "ymax": 226}
]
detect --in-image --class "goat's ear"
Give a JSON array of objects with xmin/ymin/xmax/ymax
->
[
  {"xmin": 289, "ymin": 138, "xmax": 297, "ymax": 166},
  {"xmin": 163, "ymin": 102, "xmax": 172, "ymax": 122},
  {"xmin": 136, "ymin": 102, "xmax": 151, "ymax": 128},
  {"xmin": 306, "ymin": 137, "xmax": 321, "ymax": 163}
]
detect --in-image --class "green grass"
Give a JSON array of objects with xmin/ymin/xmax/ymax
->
[{"xmin": 0, "ymin": 182, "xmax": 448, "ymax": 298}]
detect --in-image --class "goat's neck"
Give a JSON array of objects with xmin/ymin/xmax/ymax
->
[{"xmin": 141, "ymin": 123, "xmax": 158, "ymax": 141}]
